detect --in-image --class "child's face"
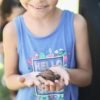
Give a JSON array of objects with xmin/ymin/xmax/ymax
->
[{"xmin": 19, "ymin": 0, "xmax": 58, "ymax": 18}]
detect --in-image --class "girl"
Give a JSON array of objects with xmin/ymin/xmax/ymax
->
[{"xmin": 3, "ymin": 0, "xmax": 92, "ymax": 100}]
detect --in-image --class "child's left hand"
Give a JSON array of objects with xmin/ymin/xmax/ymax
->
[
  {"xmin": 50, "ymin": 66, "xmax": 70, "ymax": 86},
  {"xmin": 36, "ymin": 66, "xmax": 70, "ymax": 91},
  {"xmin": 37, "ymin": 76, "xmax": 64, "ymax": 91}
]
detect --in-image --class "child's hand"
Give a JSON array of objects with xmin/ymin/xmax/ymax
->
[
  {"xmin": 18, "ymin": 72, "xmax": 41, "ymax": 87},
  {"xmin": 50, "ymin": 66, "xmax": 70, "ymax": 86},
  {"xmin": 37, "ymin": 75, "xmax": 64, "ymax": 91},
  {"xmin": 36, "ymin": 69, "xmax": 60, "ymax": 82},
  {"xmin": 36, "ymin": 70, "xmax": 64, "ymax": 91}
]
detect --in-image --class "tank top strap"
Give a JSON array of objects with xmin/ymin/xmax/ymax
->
[
  {"xmin": 13, "ymin": 15, "xmax": 24, "ymax": 54},
  {"xmin": 63, "ymin": 10, "xmax": 75, "ymax": 68}
]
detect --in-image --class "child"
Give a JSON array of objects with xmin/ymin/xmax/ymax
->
[{"xmin": 3, "ymin": 0, "xmax": 92, "ymax": 100}]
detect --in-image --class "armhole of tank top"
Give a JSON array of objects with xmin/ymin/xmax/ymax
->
[
  {"xmin": 70, "ymin": 12, "xmax": 76, "ymax": 68},
  {"xmin": 13, "ymin": 16, "xmax": 21, "ymax": 54},
  {"xmin": 72, "ymin": 13, "xmax": 77, "ymax": 67},
  {"xmin": 71, "ymin": 13, "xmax": 76, "ymax": 47},
  {"xmin": 65, "ymin": 11, "xmax": 76, "ymax": 68}
]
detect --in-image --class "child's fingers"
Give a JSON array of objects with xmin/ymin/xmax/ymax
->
[
  {"xmin": 32, "ymin": 78, "xmax": 41, "ymax": 87},
  {"xmin": 44, "ymin": 84, "xmax": 50, "ymax": 91},
  {"xmin": 64, "ymin": 74, "xmax": 70, "ymax": 85},
  {"xmin": 18, "ymin": 76, "xmax": 25, "ymax": 83},
  {"xmin": 40, "ymin": 84, "xmax": 45, "ymax": 90},
  {"xmin": 49, "ymin": 83, "xmax": 56, "ymax": 91},
  {"xmin": 55, "ymin": 80, "xmax": 60, "ymax": 91},
  {"xmin": 26, "ymin": 81, "xmax": 34, "ymax": 87},
  {"xmin": 37, "ymin": 76, "xmax": 47, "ymax": 85},
  {"xmin": 55, "ymin": 79, "xmax": 64, "ymax": 91},
  {"xmin": 25, "ymin": 78, "xmax": 40, "ymax": 87},
  {"xmin": 18, "ymin": 76, "xmax": 40, "ymax": 87},
  {"xmin": 44, "ymin": 80, "xmax": 55, "ymax": 91},
  {"xmin": 37, "ymin": 77, "xmax": 55, "ymax": 91}
]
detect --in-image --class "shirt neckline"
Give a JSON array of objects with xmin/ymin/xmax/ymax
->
[{"xmin": 21, "ymin": 10, "xmax": 66, "ymax": 39}]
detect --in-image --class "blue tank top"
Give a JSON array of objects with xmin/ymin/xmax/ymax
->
[{"xmin": 14, "ymin": 10, "xmax": 78, "ymax": 100}]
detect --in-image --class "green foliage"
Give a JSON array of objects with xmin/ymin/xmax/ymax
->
[{"xmin": 0, "ymin": 69, "xmax": 11, "ymax": 100}]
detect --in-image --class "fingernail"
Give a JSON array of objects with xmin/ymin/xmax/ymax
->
[{"xmin": 55, "ymin": 80, "xmax": 59, "ymax": 83}]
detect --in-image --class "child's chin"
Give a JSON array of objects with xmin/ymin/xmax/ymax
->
[{"xmin": 36, "ymin": 69, "xmax": 60, "ymax": 82}]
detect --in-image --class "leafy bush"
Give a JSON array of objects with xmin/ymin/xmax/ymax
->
[{"xmin": 0, "ymin": 68, "xmax": 11, "ymax": 100}]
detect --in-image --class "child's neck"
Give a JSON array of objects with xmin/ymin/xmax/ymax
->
[
  {"xmin": 25, "ymin": 8, "xmax": 60, "ymax": 22},
  {"xmin": 23, "ymin": 8, "xmax": 62, "ymax": 37}
]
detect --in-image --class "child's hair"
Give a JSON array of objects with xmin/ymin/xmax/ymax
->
[
  {"xmin": 0, "ymin": 0, "xmax": 24, "ymax": 41},
  {"xmin": 1, "ymin": 0, "xmax": 23, "ymax": 20}
]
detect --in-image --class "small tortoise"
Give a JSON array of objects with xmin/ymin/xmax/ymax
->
[{"xmin": 36, "ymin": 69, "xmax": 60, "ymax": 82}]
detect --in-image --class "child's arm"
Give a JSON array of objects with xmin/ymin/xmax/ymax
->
[
  {"xmin": 68, "ymin": 14, "xmax": 92, "ymax": 87},
  {"xmin": 3, "ymin": 21, "xmax": 41, "ymax": 90},
  {"xmin": 3, "ymin": 21, "xmax": 23, "ymax": 90},
  {"xmin": 50, "ymin": 14, "xmax": 92, "ymax": 87}
]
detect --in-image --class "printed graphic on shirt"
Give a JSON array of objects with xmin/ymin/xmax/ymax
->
[
  {"xmin": 27, "ymin": 48, "xmax": 69, "ymax": 72},
  {"xmin": 27, "ymin": 48, "xmax": 69, "ymax": 99}
]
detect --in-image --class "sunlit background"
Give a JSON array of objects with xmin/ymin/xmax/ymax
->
[{"xmin": 57, "ymin": 0, "xmax": 79, "ymax": 13}]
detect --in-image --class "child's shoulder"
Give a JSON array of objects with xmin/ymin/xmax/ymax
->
[
  {"xmin": 3, "ymin": 15, "xmax": 21, "ymax": 33},
  {"xmin": 74, "ymin": 14, "xmax": 87, "ymax": 29},
  {"xmin": 3, "ymin": 20, "xmax": 17, "ymax": 42},
  {"xmin": 74, "ymin": 14, "xmax": 88, "ymax": 41},
  {"xmin": 3, "ymin": 21, "xmax": 16, "ymax": 34}
]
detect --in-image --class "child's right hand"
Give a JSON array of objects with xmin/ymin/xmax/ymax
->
[
  {"xmin": 18, "ymin": 72, "xmax": 41, "ymax": 87},
  {"xmin": 36, "ymin": 70, "xmax": 64, "ymax": 91},
  {"xmin": 17, "ymin": 71, "xmax": 63, "ymax": 91}
]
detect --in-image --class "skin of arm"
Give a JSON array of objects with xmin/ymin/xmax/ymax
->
[
  {"xmin": 67, "ymin": 14, "xmax": 92, "ymax": 87},
  {"xmin": 3, "ymin": 21, "xmax": 25, "ymax": 90}
]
